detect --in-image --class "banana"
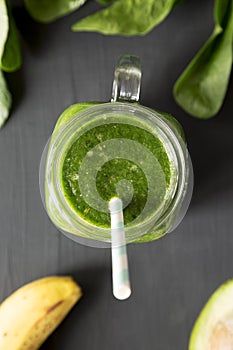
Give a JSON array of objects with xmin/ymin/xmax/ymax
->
[{"xmin": 0, "ymin": 275, "xmax": 82, "ymax": 349}]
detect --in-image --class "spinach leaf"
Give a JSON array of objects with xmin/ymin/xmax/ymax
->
[
  {"xmin": 0, "ymin": 6, "xmax": 22, "ymax": 72},
  {"xmin": 0, "ymin": 0, "xmax": 9, "ymax": 60},
  {"xmin": 24, "ymin": 0, "xmax": 87, "ymax": 23},
  {"xmin": 0, "ymin": 70, "xmax": 12, "ymax": 128},
  {"xmin": 72, "ymin": 0, "xmax": 180, "ymax": 36},
  {"xmin": 95, "ymin": 0, "xmax": 115, "ymax": 5},
  {"xmin": 173, "ymin": 0, "xmax": 233, "ymax": 118}
]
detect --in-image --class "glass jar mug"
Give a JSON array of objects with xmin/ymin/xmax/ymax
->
[{"xmin": 39, "ymin": 55, "xmax": 193, "ymax": 248}]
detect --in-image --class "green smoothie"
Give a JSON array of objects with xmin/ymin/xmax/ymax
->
[
  {"xmin": 62, "ymin": 122, "xmax": 171, "ymax": 227},
  {"xmin": 45, "ymin": 102, "xmax": 187, "ymax": 243}
]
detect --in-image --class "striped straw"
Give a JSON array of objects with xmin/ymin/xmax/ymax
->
[{"xmin": 109, "ymin": 197, "xmax": 131, "ymax": 300}]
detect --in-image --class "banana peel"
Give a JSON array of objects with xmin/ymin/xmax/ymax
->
[{"xmin": 0, "ymin": 275, "xmax": 82, "ymax": 349}]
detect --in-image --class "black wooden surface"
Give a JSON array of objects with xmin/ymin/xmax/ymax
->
[{"xmin": 0, "ymin": 1, "xmax": 233, "ymax": 349}]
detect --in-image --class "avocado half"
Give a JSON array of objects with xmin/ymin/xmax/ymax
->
[{"xmin": 189, "ymin": 279, "xmax": 233, "ymax": 350}]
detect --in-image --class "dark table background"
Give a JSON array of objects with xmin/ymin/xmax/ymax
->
[{"xmin": 0, "ymin": 0, "xmax": 233, "ymax": 349}]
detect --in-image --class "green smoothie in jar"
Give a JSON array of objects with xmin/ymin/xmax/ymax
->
[{"xmin": 41, "ymin": 55, "xmax": 192, "ymax": 247}]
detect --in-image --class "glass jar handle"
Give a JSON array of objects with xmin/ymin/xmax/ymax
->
[{"xmin": 111, "ymin": 55, "xmax": 142, "ymax": 102}]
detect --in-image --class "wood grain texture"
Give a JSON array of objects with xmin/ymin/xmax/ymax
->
[{"xmin": 0, "ymin": 0, "xmax": 233, "ymax": 349}]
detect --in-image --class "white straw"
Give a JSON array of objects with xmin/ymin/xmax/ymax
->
[{"xmin": 109, "ymin": 197, "xmax": 131, "ymax": 300}]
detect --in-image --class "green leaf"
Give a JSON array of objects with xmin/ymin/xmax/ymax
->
[
  {"xmin": 214, "ymin": 0, "xmax": 230, "ymax": 26},
  {"xmin": 0, "ymin": 70, "xmax": 12, "ymax": 128},
  {"xmin": 173, "ymin": 0, "xmax": 233, "ymax": 119},
  {"xmin": 72, "ymin": 0, "xmax": 180, "ymax": 36},
  {"xmin": 0, "ymin": 0, "xmax": 9, "ymax": 59},
  {"xmin": 95, "ymin": 0, "xmax": 115, "ymax": 5},
  {"xmin": 0, "ymin": 6, "xmax": 22, "ymax": 72},
  {"xmin": 24, "ymin": 0, "xmax": 87, "ymax": 23}
]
